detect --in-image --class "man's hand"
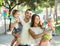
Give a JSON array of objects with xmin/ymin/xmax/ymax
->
[{"xmin": 16, "ymin": 19, "xmax": 19, "ymax": 23}]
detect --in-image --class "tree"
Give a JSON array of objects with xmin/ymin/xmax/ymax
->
[
  {"xmin": 0, "ymin": 0, "xmax": 24, "ymax": 15},
  {"xmin": 55, "ymin": 0, "xmax": 58, "ymax": 24},
  {"xmin": 0, "ymin": 0, "xmax": 41, "ymax": 30},
  {"xmin": 0, "ymin": 0, "xmax": 55, "ymax": 31},
  {"xmin": 0, "ymin": 0, "xmax": 55, "ymax": 16},
  {"xmin": 0, "ymin": 0, "xmax": 23, "ymax": 30},
  {"xmin": 1, "ymin": 0, "xmax": 24, "ymax": 30},
  {"xmin": 49, "ymin": 0, "xmax": 54, "ymax": 15},
  {"xmin": 39, "ymin": 0, "xmax": 54, "ymax": 19}
]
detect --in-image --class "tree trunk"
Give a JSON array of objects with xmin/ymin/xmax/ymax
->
[
  {"xmin": 8, "ymin": 6, "xmax": 12, "ymax": 31},
  {"xmin": 50, "ymin": 7, "xmax": 52, "ymax": 16},
  {"xmin": 46, "ymin": 7, "xmax": 48, "ymax": 19},
  {"xmin": 55, "ymin": 0, "xmax": 58, "ymax": 24}
]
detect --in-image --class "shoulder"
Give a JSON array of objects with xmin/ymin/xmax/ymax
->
[
  {"xmin": 29, "ymin": 28, "xmax": 35, "ymax": 34},
  {"xmin": 29, "ymin": 27, "xmax": 34, "ymax": 30},
  {"xmin": 29, "ymin": 27, "xmax": 34, "ymax": 32}
]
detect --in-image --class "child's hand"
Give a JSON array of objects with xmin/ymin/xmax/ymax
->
[
  {"xmin": 43, "ymin": 31, "xmax": 49, "ymax": 34},
  {"xmin": 51, "ymin": 27, "xmax": 55, "ymax": 31}
]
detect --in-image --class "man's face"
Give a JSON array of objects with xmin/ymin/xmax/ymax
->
[{"xmin": 25, "ymin": 11, "xmax": 32, "ymax": 19}]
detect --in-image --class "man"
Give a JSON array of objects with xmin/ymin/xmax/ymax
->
[{"xmin": 19, "ymin": 9, "xmax": 32, "ymax": 46}]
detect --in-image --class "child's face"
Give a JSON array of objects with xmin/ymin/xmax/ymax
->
[{"xmin": 14, "ymin": 12, "xmax": 20, "ymax": 18}]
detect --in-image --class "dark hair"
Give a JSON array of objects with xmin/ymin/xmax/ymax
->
[
  {"xmin": 12, "ymin": 9, "xmax": 19, "ymax": 16},
  {"xmin": 25, "ymin": 9, "xmax": 32, "ymax": 12},
  {"xmin": 31, "ymin": 14, "xmax": 43, "ymax": 28},
  {"xmin": 31, "ymin": 14, "xmax": 39, "ymax": 27}
]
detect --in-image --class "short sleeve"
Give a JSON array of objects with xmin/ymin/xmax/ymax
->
[
  {"xmin": 29, "ymin": 27, "xmax": 34, "ymax": 32},
  {"xmin": 11, "ymin": 18, "xmax": 15, "ymax": 23}
]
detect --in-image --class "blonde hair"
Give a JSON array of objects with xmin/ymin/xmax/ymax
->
[{"xmin": 47, "ymin": 17, "xmax": 54, "ymax": 22}]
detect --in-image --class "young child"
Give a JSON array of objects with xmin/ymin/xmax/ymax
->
[
  {"xmin": 40, "ymin": 17, "xmax": 55, "ymax": 46},
  {"xmin": 11, "ymin": 10, "xmax": 23, "ymax": 46}
]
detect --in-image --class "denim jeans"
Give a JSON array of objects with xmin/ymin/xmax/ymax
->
[{"xmin": 18, "ymin": 44, "xmax": 31, "ymax": 46}]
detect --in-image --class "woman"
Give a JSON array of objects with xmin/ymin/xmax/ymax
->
[
  {"xmin": 29, "ymin": 14, "xmax": 53, "ymax": 46},
  {"xmin": 11, "ymin": 10, "xmax": 22, "ymax": 46}
]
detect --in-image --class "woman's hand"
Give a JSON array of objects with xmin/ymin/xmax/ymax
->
[
  {"xmin": 43, "ymin": 29, "xmax": 52, "ymax": 34},
  {"xmin": 39, "ymin": 22, "xmax": 45, "ymax": 29}
]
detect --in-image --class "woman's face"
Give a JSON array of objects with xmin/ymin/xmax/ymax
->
[
  {"xmin": 14, "ymin": 12, "xmax": 20, "ymax": 18},
  {"xmin": 34, "ymin": 16, "xmax": 40, "ymax": 24}
]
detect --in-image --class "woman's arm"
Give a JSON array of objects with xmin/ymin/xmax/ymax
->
[
  {"xmin": 29, "ymin": 28, "xmax": 53, "ymax": 39},
  {"xmin": 29, "ymin": 29, "xmax": 44, "ymax": 39}
]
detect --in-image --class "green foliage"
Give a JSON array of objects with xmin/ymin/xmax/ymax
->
[
  {"xmin": 49, "ymin": 0, "xmax": 55, "ymax": 8},
  {"xmin": 0, "ymin": 0, "xmax": 3, "ymax": 6},
  {"xmin": 39, "ymin": 0, "xmax": 54, "ymax": 8},
  {"xmin": 21, "ymin": 0, "xmax": 38, "ymax": 10},
  {"xmin": 55, "ymin": 17, "xmax": 60, "ymax": 34},
  {"xmin": 58, "ymin": 0, "xmax": 60, "ymax": 3},
  {"xmin": 33, "ymin": 9, "xmax": 43, "ymax": 14},
  {"xmin": 0, "ymin": 0, "xmax": 55, "ymax": 12}
]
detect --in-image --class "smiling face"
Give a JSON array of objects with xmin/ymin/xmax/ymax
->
[
  {"xmin": 34, "ymin": 16, "xmax": 40, "ymax": 25},
  {"xmin": 31, "ymin": 14, "xmax": 40, "ymax": 27},
  {"xmin": 14, "ymin": 12, "xmax": 20, "ymax": 18},
  {"xmin": 25, "ymin": 10, "xmax": 32, "ymax": 19},
  {"xmin": 12, "ymin": 10, "xmax": 20, "ymax": 18}
]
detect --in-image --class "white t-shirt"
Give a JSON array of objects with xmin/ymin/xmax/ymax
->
[
  {"xmin": 30, "ymin": 27, "xmax": 43, "ymax": 45},
  {"xmin": 20, "ymin": 20, "xmax": 31, "ymax": 45}
]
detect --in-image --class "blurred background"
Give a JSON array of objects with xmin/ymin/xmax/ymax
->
[{"xmin": 0, "ymin": 0, "xmax": 60, "ymax": 46}]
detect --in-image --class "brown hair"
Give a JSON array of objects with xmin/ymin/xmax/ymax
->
[
  {"xmin": 47, "ymin": 17, "xmax": 54, "ymax": 22},
  {"xmin": 12, "ymin": 9, "xmax": 19, "ymax": 16},
  {"xmin": 31, "ymin": 14, "xmax": 43, "ymax": 28},
  {"xmin": 25, "ymin": 9, "xmax": 32, "ymax": 12}
]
